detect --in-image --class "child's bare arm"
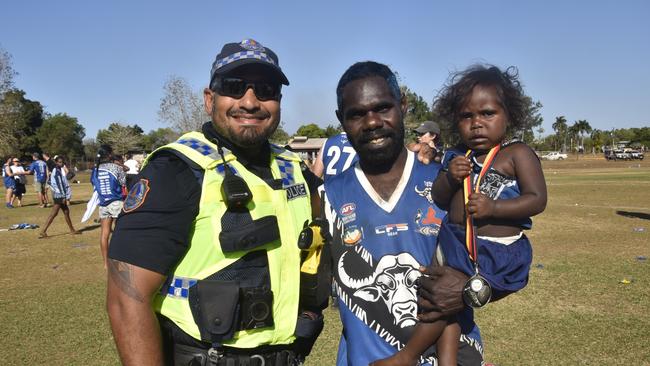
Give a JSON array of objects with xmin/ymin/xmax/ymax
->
[
  {"xmin": 370, "ymin": 318, "xmax": 449, "ymax": 366},
  {"xmin": 467, "ymin": 145, "xmax": 547, "ymax": 220},
  {"xmin": 432, "ymin": 156, "xmax": 471, "ymax": 209}
]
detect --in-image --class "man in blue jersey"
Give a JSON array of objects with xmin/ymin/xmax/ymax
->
[
  {"xmin": 91, "ymin": 145, "xmax": 126, "ymax": 268},
  {"xmin": 27, "ymin": 153, "xmax": 50, "ymax": 208},
  {"xmin": 323, "ymin": 61, "xmax": 483, "ymax": 366}
]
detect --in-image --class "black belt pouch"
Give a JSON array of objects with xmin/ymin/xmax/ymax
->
[
  {"xmin": 188, "ymin": 280, "xmax": 240, "ymax": 343},
  {"xmin": 219, "ymin": 216, "xmax": 281, "ymax": 253}
]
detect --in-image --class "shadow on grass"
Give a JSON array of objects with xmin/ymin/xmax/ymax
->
[
  {"xmin": 79, "ymin": 224, "xmax": 100, "ymax": 233},
  {"xmin": 69, "ymin": 200, "xmax": 87, "ymax": 206},
  {"xmin": 616, "ymin": 210, "xmax": 650, "ymax": 220}
]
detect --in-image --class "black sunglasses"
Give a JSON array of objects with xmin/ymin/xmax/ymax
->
[{"xmin": 213, "ymin": 78, "xmax": 281, "ymax": 101}]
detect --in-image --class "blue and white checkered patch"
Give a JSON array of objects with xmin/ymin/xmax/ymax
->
[
  {"xmin": 216, "ymin": 163, "xmax": 240, "ymax": 177},
  {"xmin": 276, "ymin": 158, "xmax": 295, "ymax": 187},
  {"xmin": 163, "ymin": 276, "xmax": 197, "ymax": 299},
  {"xmin": 176, "ymin": 138, "xmax": 220, "ymax": 160},
  {"xmin": 215, "ymin": 50, "xmax": 276, "ymax": 70}
]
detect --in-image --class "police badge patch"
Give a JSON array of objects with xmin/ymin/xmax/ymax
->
[{"xmin": 123, "ymin": 179, "xmax": 151, "ymax": 213}]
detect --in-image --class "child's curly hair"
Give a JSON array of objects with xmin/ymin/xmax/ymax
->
[{"xmin": 434, "ymin": 64, "xmax": 527, "ymax": 134}]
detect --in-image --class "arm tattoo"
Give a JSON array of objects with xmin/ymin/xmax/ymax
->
[{"xmin": 108, "ymin": 259, "xmax": 146, "ymax": 303}]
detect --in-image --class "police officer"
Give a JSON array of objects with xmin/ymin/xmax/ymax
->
[{"xmin": 107, "ymin": 39, "xmax": 324, "ymax": 366}]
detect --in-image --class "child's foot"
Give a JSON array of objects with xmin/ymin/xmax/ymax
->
[
  {"xmin": 5, "ymin": 203, "xmax": 13, "ymax": 208},
  {"xmin": 38, "ymin": 232, "xmax": 48, "ymax": 239},
  {"xmin": 70, "ymin": 230, "xmax": 82, "ymax": 235}
]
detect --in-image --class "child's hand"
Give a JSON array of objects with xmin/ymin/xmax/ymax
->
[
  {"xmin": 467, "ymin": 192, "xmax": 496, "ymax": 219},
  {"xmin": 448, "ymin": 156, "xmax": 471, "ymax": 183},
  {"xmin": 369, "ymin": 352, "xmax": 418, "ymax": 366}
]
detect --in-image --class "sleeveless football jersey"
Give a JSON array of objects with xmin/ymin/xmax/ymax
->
[
  {"xmin": 324, "ymin": 151, "xmax": 482, "ymax": 366},
  {"xmin": 321, "ymin": 133, "xmax": 358, "ymax": 179}
]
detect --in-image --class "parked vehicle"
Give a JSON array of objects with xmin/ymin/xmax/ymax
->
[
  {"xmin": 541, "ymin": 151, "xmax": 568, "ymax": 160},
  {"xmin": 630, "ymin": 150, "xmax": 644, "ymax": 160},
  {"xmin": 605, "ymin": 149, "xmax": 632, "ymax": 160}
]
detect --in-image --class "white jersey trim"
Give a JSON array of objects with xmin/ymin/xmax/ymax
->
[{"xmin": 353, "ymin": 150, "xmax": 414, "ymax": 214}]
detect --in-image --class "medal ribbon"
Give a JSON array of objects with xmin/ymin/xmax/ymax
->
[{"xmin": 463, "ymin": 145, "xmax": 501, "ymax": 266}]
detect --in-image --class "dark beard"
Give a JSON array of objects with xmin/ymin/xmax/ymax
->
[
  {"xmin": 350, "ymin": 127, "xmax": 404, "ymax": 173},
  {"xmin": 227, "ymin": 124, "xmax": 278, "ymax": 147},
  {"xmin": 213, "ymin": 105, "xmax": 279, "ymax": 148}
]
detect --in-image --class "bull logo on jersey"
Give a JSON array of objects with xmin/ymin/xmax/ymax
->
[
  {"xmin": 414, "ymin": 181, "xmax": 434, "ymax": 203},
  {"xmin": 338, "ymin": 252, "xmax": 422, "ymax": 328}
]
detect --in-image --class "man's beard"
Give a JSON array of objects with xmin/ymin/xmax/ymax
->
[
  {"xmin": 214, "ymin": 107, "xmax": 279, "ymax": 147},
  {"xmin": 226, "ymin": 123, "xmax": 278, "ymax": 147},
  {"xmin": 349, "ymin": 127, "xmax": 404, "ymax": 170}
]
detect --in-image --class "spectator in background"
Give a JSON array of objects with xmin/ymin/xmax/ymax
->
[
  {"xmin": 27, "ymin": 152, "xmax": 50, "ymax": 208},
  {"xmin": 3, "ymin": 157, "xmax": 16, "ymax": 208},
  {"xmin": 39, "ymin": 156, "xmax": 81, "ymax": 238},
  {"xmin": 311, "ymin": 132, "xmax": 358, "ymax": 179},
  {"xmin": 9, "ymin": 158, "xmax": 27, "ymax": 207},
  {"xmin": 43, "ymin": 153, "xmax": 55, "ymax": 173},
  {"xmin": 413, "ymin": 120, "xmax": 443, "ymax": 163},
  {"xmin": 123, "ymin": 153, "xmax": 140, "ymax": 190},
  {"xmin": 91, "ymin": 145, "xmax": 126, "ymax": 268}
]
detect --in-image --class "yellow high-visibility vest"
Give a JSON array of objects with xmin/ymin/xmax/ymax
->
[{"xmin": 147, "ymin": 131, "xmax": 311, "ymax": 348}]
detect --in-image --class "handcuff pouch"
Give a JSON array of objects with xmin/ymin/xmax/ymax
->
[{"xmin": 188, "ymin": 279, "xmax": 240, "ymax": 343}]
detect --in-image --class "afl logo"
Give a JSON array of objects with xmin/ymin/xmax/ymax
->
[
  {"xmin": 340, "ymin": 203, "xmax": 356, "ymax": 216},
  {"xmin": 240, "ymin": 39, "xmax": 265, "ymax": 51}
]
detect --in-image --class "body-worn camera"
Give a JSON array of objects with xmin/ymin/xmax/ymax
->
[{"xmin": 239, "ymin": 286, "xmax": 274, "ymax": 330}]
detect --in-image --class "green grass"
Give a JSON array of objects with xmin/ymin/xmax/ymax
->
[{"xmin": 1, "ymin": 161, "xmax": 649, "ymax": 365}]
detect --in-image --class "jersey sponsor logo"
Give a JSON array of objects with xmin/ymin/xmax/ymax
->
[
  {"xmin": 414, "ymin": 207, "xmax": 442, "ymax": 236},
  {"xmin": 285, "ymin": 183, "xmax": 307, "ymax": 200},
  {"xmin": 343, "ymin": 225, "xmax": 363, "ymax": 246},
  {"xmin": 340, "ymin": 202, "xmax": 356, "ymax": 216},
  {"xmin": 123, "ymin": 179, "xmax": 150, "ymax": 213},
  {"xmin": 414, "ymin": 180, "xmax": 434, "ymax": 204},
  {"xmin": 374, "ymin": 223, "xmax": 408, "ymax": 236}
]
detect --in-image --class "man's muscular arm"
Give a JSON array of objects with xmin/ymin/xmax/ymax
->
[
  {"xmin": 107, "ymin": 259, "xmax": 166, "ymax": 366},
  {"xmin": 417, "ymin": 265, "xmax": 468, "ymax": 322}
]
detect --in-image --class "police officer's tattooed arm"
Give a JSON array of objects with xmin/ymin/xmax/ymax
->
[{"xmin": 107, "ymin": 259, "xmax": 166, "ymax": 366}]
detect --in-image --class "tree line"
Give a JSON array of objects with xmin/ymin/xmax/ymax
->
[
  {"xmin": 3, "ymin": 44, "xmax": 646, "ymax": 162},
  {"xmin": 0, "ymin": 47, "xmax": 180, "ymax": 162}
]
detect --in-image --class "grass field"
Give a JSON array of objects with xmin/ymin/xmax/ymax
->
[{"xmin": 1, "ymin": 156, "xmax": 648, "ymax": 365}]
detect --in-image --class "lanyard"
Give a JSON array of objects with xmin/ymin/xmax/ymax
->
[{"xmin": 463, "ymin": 145, "xmax": 501, "ymax": 268}]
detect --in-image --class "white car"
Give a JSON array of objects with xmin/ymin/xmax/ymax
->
[{"xmin": 541, "ymin": 151, "xmax": 568, "ymax": 160}]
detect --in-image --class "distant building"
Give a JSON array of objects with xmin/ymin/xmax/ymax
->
[{"xmin": 285, "ymin": 136, "xmax": 327, "ymax": 163}]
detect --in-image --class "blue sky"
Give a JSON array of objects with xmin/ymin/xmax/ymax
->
[{"xmin": 1, "ymin": 0, "xmax": 648, "ymax": 139}]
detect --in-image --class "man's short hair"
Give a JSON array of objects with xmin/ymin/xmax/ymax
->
[
  {"xmin": 336, "ymin": 61, "xmax": 401, "ymax": 111},
  {"xmin": 32, "ymin": 152, "xmax": 41, "ymax": 160}
]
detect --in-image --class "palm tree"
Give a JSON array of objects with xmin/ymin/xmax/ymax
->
[
  {"xmin": 552, "ymin": 116, "xmax": 568, "ymax": 152},
  {"xmin": 568, "ymin": 123, "xmax": 580, "ymax": 154},
  {"xmin": 575, "ymin": 119, "xmax": 592, "ymax": 152}
]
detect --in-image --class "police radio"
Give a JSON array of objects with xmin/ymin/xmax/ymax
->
[{"xmin": 217, "ymin": 145, "xmax": 253, "ymax": 209}]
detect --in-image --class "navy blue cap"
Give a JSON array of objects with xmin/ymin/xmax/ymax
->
[{"xmin": 210, "ymin": 39, "xmax": 289, "ymax": 87}]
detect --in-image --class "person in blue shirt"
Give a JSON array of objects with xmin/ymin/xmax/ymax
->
[
  {"xmin": 312, "ymin": 132, "xmax": 358, "ymax": 180},
  {"xmin": 91, "ymin": 145, "xmax": 126, "ymax": 268},
  {"xmin": 27, "ymin": 152, "xmax": 50, "ymax": 208},
  {"xmin": 39, "ymin": 156, "xmax": 80, "ymax": 238},
  {"xmin": 3, "ymin": 157, "xmax": 17, "ymax": 208}
]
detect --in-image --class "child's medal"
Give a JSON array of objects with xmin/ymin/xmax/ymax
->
[{"xmin": 461, "ymin": 145, "xmax": 500, "ymax": 308}]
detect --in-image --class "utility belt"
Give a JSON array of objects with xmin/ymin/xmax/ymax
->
[{"xmin": 173, "ymin": 344, "xmax": 301, "ymax": 366}]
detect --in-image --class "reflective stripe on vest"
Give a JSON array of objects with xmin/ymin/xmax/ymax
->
[{"xmin": 147, "ymin": 131, "xmax": 311, "ymax": 348}]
